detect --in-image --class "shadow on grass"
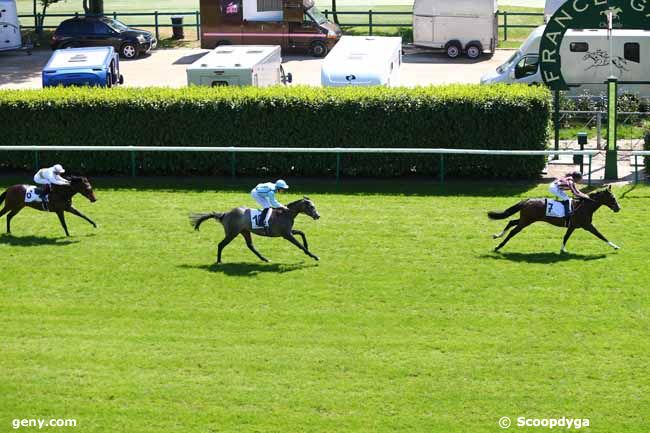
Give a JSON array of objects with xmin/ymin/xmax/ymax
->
[
  {"xmin": 0, "ymin": 234, "xmax": 79, "ymax": 247},
  {"xmin": 179, "ymin": 261, "xmax": 316, "ymax": 276},
  {"xmin": 483, "ymin": 251, "xmax": 608, "ymax": 263}
]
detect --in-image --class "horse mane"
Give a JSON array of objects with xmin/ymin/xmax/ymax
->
[{"xmin": 287, "ymin": 199, "xmax": 305, "ymax": 208}]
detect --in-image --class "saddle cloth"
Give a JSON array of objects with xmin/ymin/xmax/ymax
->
[
  {"xmin": 250, "ymin": 209, "xmax": 271, "ymax": 230},
  {"xmin": 545, "ymin": 199, "xmax": 571, "ymax": 218},
  {"xmin": 24, "ymin": 185, "xmax": 45, "ymax": 203}
]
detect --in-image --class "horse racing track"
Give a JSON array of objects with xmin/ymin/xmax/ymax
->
[{"xmin": 1, "ymin": 177, "xmax": 648, "ymax": 433}]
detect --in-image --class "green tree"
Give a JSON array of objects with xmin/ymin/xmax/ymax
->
[
  {"xmin": 83, "ymin": 0, "xmax": 104, "ymax": 14},
  {"xmin": 36, "ymin": 0, "xmax": 62, "ymax": 33}
]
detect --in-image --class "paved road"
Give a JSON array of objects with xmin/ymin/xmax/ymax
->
[{"xmin": 0, "ymin": 48, "xmax": 511, "ymax": 89}]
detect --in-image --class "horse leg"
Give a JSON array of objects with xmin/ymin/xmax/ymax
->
[
  {"xmin": 494, "ymin": 221, "xmax": 531, "ymax": 252},
  {"xmin": 66, "ymin": 205, "xmax": 97, "ymax": 228},
  {"xmin": 291, "ymin": 229, "xmax": 309, "ymax": 249},
  {"xmin": 585, "ymin": 224, "xmax": 619, "ymax": 250},
  {"xmin": 216, "ymin": 233, "xmax": 238, "ymax": 264},
  {"xmin": 493, "ymin": 219, "xmax": 519, "ymax": 239},
  {"xmin": 283, "ymin": 233, "xmax": 319, "ymax": 261},
  {"xmin": 56, "ymin": 211, "xmax": 70, "ymax": 237},
  {"xmin": 241, "ymin": 231, "xmax": 269, "ymax": 263},
  {"xmin": 6, "ymin": 209, "xmax": 22, "ymax": 234},
  {"xmin": 560, "ymin": 227, "xmax": 576, "ymax": 253}
]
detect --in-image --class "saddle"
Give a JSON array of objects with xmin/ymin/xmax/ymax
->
[
  {"xmin": 24, "ymin": 185, "xmax": 49, "ymax": 210},
  {"xmin": 545, "ymin": 199, "xmax": 572, "ymax": 226},
  {"xmin": 250, "ymin": 208, "xmax": 272, "ymax": 230}
]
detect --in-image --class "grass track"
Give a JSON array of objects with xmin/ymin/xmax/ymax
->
[{"xmin": 1, "ymin": 178, "xmax": 648, "ymax": 433}]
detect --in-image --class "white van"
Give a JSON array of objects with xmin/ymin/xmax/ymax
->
[
  {"xmin": 412, "ymin": 0, "xmax": 497, "ymax": 59},
  {"xmin": 186, "ymin": 45, "xmax": 291, "ymax": 87},
  {"xmin": 481, "ymin": 25, "xmax": 650, "ymax": 98},
  {"xmin": 321, "ymin": 36, "xmax": 402, "ymax": 87},
  {"xmin": 0, "ymin": 0, "xmax": 22, "ymax": 52}
]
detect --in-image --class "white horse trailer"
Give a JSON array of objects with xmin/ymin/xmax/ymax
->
[
  {"xmin": 481, "ymin": 26, "xmax": 650, "ymax": 98},
  {"xmin": 412, "ymin": 0, "xmax": 497, "ymax": 59},
  {"xmin": 320, "ymin": 36, "xmax": 402, "ymax": 87},
  {"xmin": 0, "ymin": 0, "xmax": 23, "ymax": 52},
  {"xmin": 187, "ymin": 45, "xmax": 291, "ymax": 87}
]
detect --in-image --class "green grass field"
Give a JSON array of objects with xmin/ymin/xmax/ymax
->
[{"xmin": 1, "ymin": 177, "xmax": 648, "ymax": 433}]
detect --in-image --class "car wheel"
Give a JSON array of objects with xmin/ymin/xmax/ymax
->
[
  {"xmin": 311, "ymin": 41, "xmax": 328, "ymax": 58},
  {"xmin": 61, "ymin": 42, "xmax": 78, "ymax": 49},
  {"xmin": 121, "ymin": 42, "xmax": 139, "ymax": 59},
  {"xmin": 466, "ymin": 44, "xmax": 482, "ymax": 59},
  {"xmin": 445, "ymin": 42, "xmax": 461, "ymax": 59}
]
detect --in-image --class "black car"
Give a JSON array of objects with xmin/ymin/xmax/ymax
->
[{"xmin": 51, "ymin": 17, "xmax": 157, "ymax": 59}]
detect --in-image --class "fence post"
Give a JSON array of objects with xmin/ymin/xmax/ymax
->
[
  {"xmin": 196, "ymin": 11, "xmax": 200, "ymax": 41},
  {"xmin": 635, "ymin": 155, "xmax": 639, "ymax": 184},
  {"xmin": 34, "ymin": 151, "xmax": 39, "ymax": 171},
  {"xmin": 588, "ymin": 154, "xmax": 592, "ymax": 186},
  {"xmin": 113, "ymin": 11, "xmax": 117, "ymax": 20},
  {"xmin": 369, "ymin": 10, "xmax": 373, "ymax": 36},
  {"xmin": 596, "ymin": 112, "xmax": 602, "ymax": 149},
  {"xmin": 503, "ymin": 11, "xmax": 508, "ymax": 41},
  {"xmin": 154, "ymin": 11, "xmax": 160, "ymax": 41},
  {"xmin": 324, "ymin": 9, "xmax": 329, "ymax": 19},
  {"xmin": 439, "ymin": 154, "xmax": 444, "ymax": 184},
  {"xmin": 336, "ymin": 153, "xmax": 341, "ymax": 184},
  {"xmin": 230, "ymin": 152, "xmax": 236, "ymax": 178},
  {"xmin": 130, "ymin": 151, "xmax": 136, "ymax": 177}
]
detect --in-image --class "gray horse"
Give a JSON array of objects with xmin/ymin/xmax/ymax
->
[{"xmin": 190, "ymin": 197, "xmax": 321, "ymax": 264}]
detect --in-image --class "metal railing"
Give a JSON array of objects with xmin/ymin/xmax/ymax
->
[
  {"xmin": 19, "ymin": 11, "xmax": 201, "ymax": 41},
  {"xmin": 18, "ymin": 10, "xmax": 544, "ymax": 43},
  {"xmin": 497, "ymin": 10, "xmax": 543, "ymax": 41},
  {"xmin": 558, "ymin": 111, "xmax": 650, "ymax": 150},
  {"xmin": 0, "ymin": 146, "xmax": 598, "ymax": 184},
  {"xmin": 631, "ymin": 151, "xmax": 648, "ymax": 183}
]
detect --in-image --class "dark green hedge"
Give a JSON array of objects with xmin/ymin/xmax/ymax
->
[{"xmin": 0, "ymin": 85, "xmax": 551, "ymax": 178}]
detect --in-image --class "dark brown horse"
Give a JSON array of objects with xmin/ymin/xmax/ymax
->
[
  {"xmin": 0, "ymin": 176, "xmax": 97, "ymax": 237},
  {"xmin": 488, "ymin": 186, "xmax": 621, "ymax": 253},
  {"xmin": 190, "ymin": 197, "xmax": 320, "ymax": 264}
]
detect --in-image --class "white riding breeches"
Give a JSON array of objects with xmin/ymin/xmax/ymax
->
[
  {"xmin": 33, "ymin": 173, "xmax": 49, "ymax": 186},
  {"xmin": 251, "ymin": 190, "xmax": 272, "ymax": 208},
  {"xmin": 549, "ymin": 183, "xmax": 570, "ymax": 201}
]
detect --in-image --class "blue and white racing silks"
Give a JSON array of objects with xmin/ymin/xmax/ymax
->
[{"xmin": 252, "ymin": 182, "xmax": 283, "ymax": 208}]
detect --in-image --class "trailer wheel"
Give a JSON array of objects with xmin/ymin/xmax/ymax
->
[
  {"xmin": 466, "ymin": 44, "xmax": 482, "ymax": 59},
  {"xmin": 445, "ymin": 41, "xmax": 462, "ymax": 59},
  {"xmin": 311, "ymin": 41, "xmax": 328, "ymax": 58}
]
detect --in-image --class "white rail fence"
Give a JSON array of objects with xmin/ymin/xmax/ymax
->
[
  {"xmin": 631, "ymin": 151, "xmax": 649, "ymax": 184},
  {"xmin": 0, "ymin": 146, "xmax": 600, "ymax": 184}
]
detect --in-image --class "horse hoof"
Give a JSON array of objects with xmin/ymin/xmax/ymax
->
[{"xmin": 313, "ymin": 256, "xmax": 320, "ymax": 261}]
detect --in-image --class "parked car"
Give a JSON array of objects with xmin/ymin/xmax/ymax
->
[
  {"xmin": 43, "ymin": 46, "xmax": 124, "ymax": 87},
  {"xmin": 51, "ymin": 16, "xmax": 157, "ymax": 59}
]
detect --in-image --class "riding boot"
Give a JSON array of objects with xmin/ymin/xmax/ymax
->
[
  {"xmin": 562, "ymin": 200, "xmax": 571, "ymax": 227},
  {"xmin": 40, "ymin": 193, "xmax": 49, "ymax": 211}
]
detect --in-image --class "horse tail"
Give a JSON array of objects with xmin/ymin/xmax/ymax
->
[
  {"xmin": 488, "ymin": 200, "xmax": 526, "ymax": 220},
  {"xmin": 190, "ymin": 212, "xmax": 225, "ymax": 231},
  {"xmin": 0, "ymin": 190, "xmax": 6, "ymax": 206}
]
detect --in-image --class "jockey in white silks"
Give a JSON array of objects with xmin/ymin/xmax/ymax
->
[
  {"xmin": 33, "ymin": 164, "xmax": 70, "ymax": 209},
  {"xmin": 549, "ymin": 171, "xmax": 591, "ymax": 224},
  {"xmin": 250, "ymin": 179, "xmax": 289, "ymax": 232}
]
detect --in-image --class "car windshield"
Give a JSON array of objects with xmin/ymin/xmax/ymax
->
[
  {"xmin": 306, "ymin": 6, "xmax": 328, "ymax": 25},
  {"xmin": 105, "ymin": 18, "xmax": 129, "ymax": 32},
  {"xmin": 497, "ymin": 50, "xmax": 521, "ymax": 74}
]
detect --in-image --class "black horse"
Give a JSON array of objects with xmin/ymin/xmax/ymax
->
[
  {"xmin": 190, "ymin": 197, "xmax": 320, "ymax": 264},
  {"xmin": 488, "ymin": 186, "xmax": 621, "ymax": 253},
  {"xmin": 0, "ymin": 176, "xmax": 97, "ymax": 236}
]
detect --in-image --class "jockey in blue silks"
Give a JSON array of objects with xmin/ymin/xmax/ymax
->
[{"xmin": 251, "ymin": 179, "xmax": 289, "ymax": 232}]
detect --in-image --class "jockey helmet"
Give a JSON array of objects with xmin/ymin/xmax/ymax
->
[
  {"xmin": 570, "ymin": 171, "xmax": 583, "ymax": 181},
  {"xmin": 53, "ymin": 164, "xmax": 65, "ymax": 174},
  {"xmin": 275, "ymin": 179, "xmax": 289, "ymax": 190}
]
